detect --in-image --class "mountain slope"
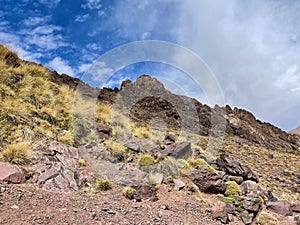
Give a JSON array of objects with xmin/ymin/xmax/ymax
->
[{"xmin": 290, "ymin": 125, "xmax": 300, "ymax": 136}]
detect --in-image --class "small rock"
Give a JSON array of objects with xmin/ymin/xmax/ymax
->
[
  {"xmin": 240, "ymin": 210, "xmax": 254, "ymax": 225},
  {"xmin": 224, "ymin": 175, "xmax": 243, "ymax": 184},
  {"xmin": 291, "ymin": 204, "xmax": 300, "ymax": 213},
  {"xmin": 149, "ymin": 173, "xmax": 164, "ymax": 185},
  {"xmin": 211, "ymin": 201, "xmax": 229, "ymax": 224},
  {"xmin": 240, "ymin": 180, "xmax": 262, "ymax": 197},
  {"xmin": 242, "ymin": 197, "xmax": 261, "ymax": 212},
  {"xmin": 11, "ymin": 205, "xmax": 19, "ymax": 210},
  {"xmin": 124, "ymin": 142, "xmax": 141, "ymax": 153},
  {"xmin": 173, "ymin": 179, "xmax": 185, "ymax": 190}
]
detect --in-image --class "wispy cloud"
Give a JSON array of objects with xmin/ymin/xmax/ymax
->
[
  {"xmin": 23, "ymin": 16, "xmax": 50, "ymax": 27},
  {"xmin": 86, "ymin": 43, "xmax": 102, "ymax": 51},
  {"xmin": 81, "ymin": 0, "xmax": 102, "ymax": 10},
  {"xmin": 36, "ymin": 0, "xmax": 61, "ymax": 8},
  {"xmin": 75, "ymin": 14, "xmax": 90, "ymax": 22},
  {"xmin": 48, "ymin": 57, "xmax": 75, "ymax": 77}
]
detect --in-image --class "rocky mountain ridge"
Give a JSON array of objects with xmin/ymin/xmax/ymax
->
[{"xmin": 290, "ymin": 125, "xmax": 300, "ymax": 136}]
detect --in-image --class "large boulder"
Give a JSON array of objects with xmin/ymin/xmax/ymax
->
[
  {"xmin": 242, "ymin": 197, "xmax": 261, "ymax": 212},
  {"xmin": 266, "ymin": 200, "xmax": 293, "ymax": 216},
  {"xmin": 153, "ymin": 142, "xmax": 192, "ymax": 160},
  {"xmin": 216, "ymin": 154, "xmax": 258, "ymax": 182},
  {"xmin": 239, "ymin": 180, "xmax": 262, "ymax": 197},
  {"xmin": 0, "ymin": 162, "xmax": 26, "ymax": 184},
  {"xmin": 130, "ymin": 183, "xmax": 157, "ymax": 202},
  {"xmin": 184, "ymin": 169, "xmax": 226, "ymax": 194}
]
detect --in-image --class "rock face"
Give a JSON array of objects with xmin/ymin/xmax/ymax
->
[
  {"xmin": 0, "ymin": 162, "xmax": 26, "ymax": 183},
  {"xmin": 185, "ymin": 169, "xmax": 226, "ymax": 194},
  {"xmin": 216, "ymin": 154, "xmax": 258, "ymax": 182},
  {"xmin": 33, "ymin": 142, "xmax": 84, "ymax": 192},
  {"xmin": 130, "ymin": 183, "xmax": 157, "ymax": 202},
  {"xmin": 211, "ymin": 201, "xmax": 234, "ymax": 224}
]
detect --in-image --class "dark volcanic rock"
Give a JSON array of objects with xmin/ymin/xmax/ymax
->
[
  {"xmin": 131, "ymin": 183, "xmax": 157, "ymax": 202},
  {"xmin": 185, "ymin": 169, "xmax": 226, "ymax": 194},
  {"xmin": 217, "ymin": 154, "xmax": 258, "ymax": 182}
]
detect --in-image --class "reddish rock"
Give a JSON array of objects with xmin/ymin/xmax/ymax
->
[
  {"xmin": 266, "ymin": 200, "xmax": 293, "ymax": 216},
  {"xmin": 96, "ymin": 123, "xmax": 112, "ymax": 140},
  {"xmin": 0, "ymin": 162, "xmax": 26, "ymax": 184},
  {"xmin": 185, "ymin": 169, "xmax": 226, "ymax": 194}
]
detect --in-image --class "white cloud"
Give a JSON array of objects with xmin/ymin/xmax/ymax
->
[
  {"xmin": 23, "ymin": 16, "xmax": 50, "ymax": 27},
  {"xmin": 37, "ymin": 0, "xmax": 61, "ymax": 8},
  {"xmin": 48, "ymin": 57, "xmax": 75, "ymax": 77},
  {"xmin": 78, "ymin": 63, "xmax": 92, "ymax": 74},
  {"xmin": 75, "ymin": 14, "xmax": 90, "ymax": 22},
  {"xmin": 86, "ymin": 43, "xmax": 102, "ymax": 51},
  {"xmin": 19, "ymin": 25, "xmax": 68, "ymax": 50},
  {"xmin": 81, "ymin": 0, "xmax": 102, "ymax": 10},
  {"xmin": 109, "ymin": 0, "xmax": 300, "ymax": 130}
]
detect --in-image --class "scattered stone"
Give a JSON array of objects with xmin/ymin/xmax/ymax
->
[
  {"xmin": 173, "ymin": 179, "xmax": 185, "ymax": 190},
  {"xmin": 216, "ymin": 154, "xmax": 258, "ymax": 182},
  {"xmin": 164, "ymin": 142, "xmax": 192, "ymax": 159},
  {"xmin": 240, "ymin": 210, "xmax": 254, "ymax": 225},
  {"xmin": 149, "ymin": 173, "xmax": 164, "ymax": 185},
  {"xmin": 49, "ymin": 141, "xmax": 79, "ymax": 168},
  {"xmin": 266, "ymin": 200, "xmax": 293, "ymax": 216},
  {"xmin": 291, "ymin": 204, "xmax": 300, "ymax": 213},
  {"xmin": 224, "ymin": 175, "xmax": 243, "ymax": 184},
  {"xmin": 96, "ymin": 123, "xmax": 112, "ymax": 140},
  {"xmin": 0, "ymin": 162, "xmax": 26, "ymax": 184},
  {"xmin": 130, "ymin": 183, "xmax": 157, "ymax": 202},
  {"xmin": 184, "ymin": 169, "xmax": 226, "ymax": 194},
  {"xmin": 124, "ymin": 142, "xmax": 140, "ymax": 153},
  {"xmin": 211, "ymin": 201, "xmax": 231, "ymax": 224},
  {"xmin": 239, "ymin": 180, "xmax": 262, "ymax": 197},
  {"xmin": 10, "ymin": 205, "xmax": 19, "ymax": 210},
  {"xmin": 163, "ymin": 134, "xmax": 177, "ymax": 145},
  {"xmin": 242, "ymin": 197, "xmax": 261, "ymax": 212}
]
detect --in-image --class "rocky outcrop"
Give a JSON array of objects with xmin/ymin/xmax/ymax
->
[
  {"xmin": 217, "ymin": 154, "xmax": 258, "ymax": 182},
  {"xmin": 184, "ymin": 169, "xmax": 226, "ymax": 194},
  {"xmin": 33, "ymin": 142, "xmax": 94, "ymax": 192}
]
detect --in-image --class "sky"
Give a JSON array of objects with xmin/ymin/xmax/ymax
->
[{"xmin": 0, "ymin": 0, "xmax": 299, "ymax": 131}]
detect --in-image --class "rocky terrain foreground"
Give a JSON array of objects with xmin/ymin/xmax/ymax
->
[{"xmin": 0, "ymin": 45, "xmax": 300, "ymax": 224}]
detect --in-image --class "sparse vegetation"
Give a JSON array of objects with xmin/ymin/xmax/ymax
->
[
  {"xmin": 219, "ymin": 195, "xmax": 244, "ymax": 212},
  {"xmin": 131, "ymin": 123, "xmax": 150, "ymax": 138},
  {"xmin": 224, "ymin": 181, "xmax": 242, "ymax": 196},
  {"xmin": 95, "ymin": 178, "xmax": 113, "ymax": 191},
  {"xmin": 256, "ymin": 211, "xmax": 278, "ymax": 225},
  {"xmin": 1, "ymin": 141, "xmax": 31, "ymax": 165},
  {"xmin": 187, "ymin": 157, "xmax": 217, "ymax": 174},
  {"xmin": 103, "ymin": 139, "xmax": 128, "ymax": 161},
  {"xmin": 78, "ymin": 158, "xmax": 86, "ymax": 167},
  {"xmin": 137, "ymin": 154, "xmax": 155, "ymax": 167},
  {"xmin": 122, "ymin": 186, "xmax": 135, "ymax": 200}
]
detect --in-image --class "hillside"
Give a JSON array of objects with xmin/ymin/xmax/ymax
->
[{"xmin": 0, "ymin": 45, "xmax": 299, "ymax": 225}]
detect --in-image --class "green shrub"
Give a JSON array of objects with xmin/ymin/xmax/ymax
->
[
  {"xmin": 95, "ymin": 179, "xmax": 113, "ymax": 191},
  {"xmin": 122, "ymin": 186, "xmax": 135, "ymax": 200},
  {"xmin": 137, "ymin": 154, "xmax": 155, "ymax": 167},
  {"xmin": 1, "ymin": 141, "xmax": 31, "ymax": 165},
  {"xmin": 187, "ymin": 158, "xmax": 218, "ymax": 174},
  {"xmin": 225, "ymin": 181, "xmax": 242, "ymax": 196}
]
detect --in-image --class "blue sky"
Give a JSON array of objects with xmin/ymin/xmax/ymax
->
[{"xmin": 0, "ymin": 0, "xmax": 300, "ymax": 131}]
